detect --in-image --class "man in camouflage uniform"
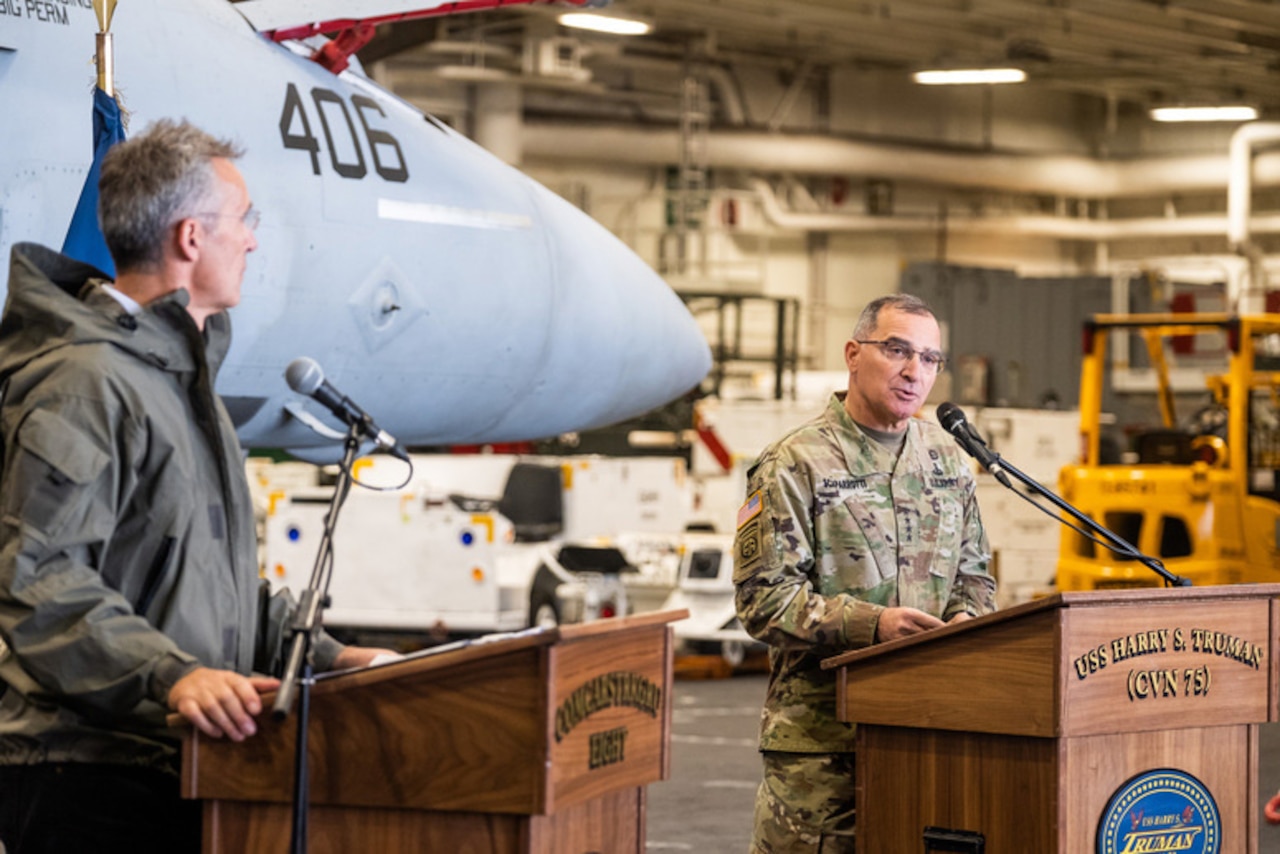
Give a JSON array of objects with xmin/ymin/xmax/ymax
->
[{"xmin": 734, "ymin": 293, "xmax": 996, "ymax": 853}]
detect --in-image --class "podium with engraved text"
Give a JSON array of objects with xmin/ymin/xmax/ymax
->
[
  {"xmin": 821, "ymin": 586, "xmax": 1280, "ymax": 853},
  {"xmin": 179, "ymin": 610, "xmax": 683, "ymax": 853}
]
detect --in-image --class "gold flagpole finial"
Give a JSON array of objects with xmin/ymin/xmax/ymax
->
[{"xmin": 93, "ymin": 0, "xmax": 117, "ymax": 33}]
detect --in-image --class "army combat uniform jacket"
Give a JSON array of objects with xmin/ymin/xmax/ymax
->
[
  {"xmin": 0, "ymin": 244, "xmax": 343, "ymax": 773},
  {"xmin": 734, "ymin": 393, "xmax": 996, "ymax": 753}
]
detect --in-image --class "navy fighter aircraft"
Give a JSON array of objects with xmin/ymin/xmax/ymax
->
[{"xmin": 0, "ymin": 0, "xmax": 711, "ymax": 454}]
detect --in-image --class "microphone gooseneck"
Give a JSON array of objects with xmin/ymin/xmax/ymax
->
[{"xmin": 933, "ymin": 401, "xmax": 1188, "ymax": 587}]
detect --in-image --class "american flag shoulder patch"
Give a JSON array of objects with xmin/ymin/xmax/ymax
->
[{"xmin": 736, "ymin": 490, "xmax": 763, "ymax": 529}]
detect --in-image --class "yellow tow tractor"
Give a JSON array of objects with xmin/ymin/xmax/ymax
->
[{"xmin": 1055, "ymin": 313, "xmax": 1280, "ymax": 591}]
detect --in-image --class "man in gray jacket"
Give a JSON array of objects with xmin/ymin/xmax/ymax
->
[{"xmin": 0, "ymin": 120, "xmax": 386, "ymax": 853}]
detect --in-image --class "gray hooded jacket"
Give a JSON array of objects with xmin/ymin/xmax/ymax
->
[{"xmin": 0, "ymin": 243, "xmax": 341, "ymax": 772}]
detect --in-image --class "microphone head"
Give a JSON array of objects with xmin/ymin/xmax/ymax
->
[
  {"xmin": 285, "ymin": 357, "xmax": 325, "ymax": 395},
  {"xmin": 936, "ymin": 401, "xmax": 966, "ymax": 433}
]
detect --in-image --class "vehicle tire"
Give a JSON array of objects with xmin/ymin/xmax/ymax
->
[
  {"xmin": 531, "ymin": 595, "xmax": 560, "ymax": 629},
  {"xmin": 720, "ymin": 640, "xmax": 746, "ymax": 668},
  {"xmin": 687, "ymin": 640, "xmax": 719, "ymax": 656}
]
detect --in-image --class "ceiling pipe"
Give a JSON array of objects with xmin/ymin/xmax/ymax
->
[
  {"xmin": 749, "ymin": 178, "xmax": 1280, "ymax": 240},
  {"xmin": 522, "ymin": 122, "xmax": 1280, "ymax": 199},
  {"xmin": 1227, "ymin": 122, "xmax": 1280, "ymax": 250},
  {"xmin": 582, "ymin": 52, "xmax": 749, "ymax": 125},
  {"xmin": 1226, "ymin": 122, "xmax": 1280, "ymax": 302},
  {"xmin": 752, "ymin": 179, "xmax": 932, "ymax": 232},
  {"xmin": 706, "ymin": 64, "xmax": 748, "ymax": 126},
  {"xmin": 525, "ymin": 57, "xmax": 1280, "ymax": 244}
]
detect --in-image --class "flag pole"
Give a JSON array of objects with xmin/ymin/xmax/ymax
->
[
  {"xmin": 64, "ymin": 0, "xmax": 125, "ymax": 275},
  {"xmin": 93, "ymin": 0, "xmax": 117, "ymax": 97}
]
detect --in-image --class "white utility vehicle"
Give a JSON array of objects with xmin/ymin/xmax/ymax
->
[
  {"xmin": 261, "ymin": 455, "xmax": 693, "ymax": 637},
  {"xmin": 657, "ymin": 533, "xmax": 762, "ymax": 666}
]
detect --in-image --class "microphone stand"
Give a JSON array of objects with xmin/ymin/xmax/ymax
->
[
  {"xmin": 972, "ymin": 444, "xmax": 1191, "ymax": 589},
  {"xmin": 272, "ymin": 422, "xmax": 362, "ymax": 854}
]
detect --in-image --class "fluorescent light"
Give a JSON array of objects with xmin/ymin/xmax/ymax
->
[
  {"xmin": 913, "ymin": 68, "xmax": 1027, "ymax": 85},
  {"xmin": 1150, "ymin": 106, "xmax": 1259, "ymax": 123},
  {"xmin": 558, "ymin": 12, "xmax": 651, "ymax": 36}
]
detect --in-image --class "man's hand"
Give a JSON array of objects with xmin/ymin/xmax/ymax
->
[
  {"xmin": 168, "ymin": 667, "xmax": 280, "ymax": 741},
  {"xmin": 947, "ymin": 612, "xmax": 974, "ymax": 625},
  {"xmin": 874, "ymin": 606, "xmax": 944, "ymax": 642},
  {"xmin": 330, "ymin": 645, "xmax": 398, "ymax": 671}
]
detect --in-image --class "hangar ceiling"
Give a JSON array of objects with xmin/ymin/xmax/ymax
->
[
  {"xmin": 596, "ymin": 0, "xmax": 1280, "ymax": 112},
  {"xmin": 349, "ymin": 0, "xmax": 1280, "ymax": 277},
  {"xmin": 359, "ymin": 0, "xmax": 1280, "ymax": 122}
]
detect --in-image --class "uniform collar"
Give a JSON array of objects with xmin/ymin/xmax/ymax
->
[{"xmin": 827, "ymin": 392, "xmax": 924, "ymax": 476}]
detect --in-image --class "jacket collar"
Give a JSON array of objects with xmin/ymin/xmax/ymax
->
[{"xmin": 1, "ymin": 243, "xmax": 231, "ymax": 379}]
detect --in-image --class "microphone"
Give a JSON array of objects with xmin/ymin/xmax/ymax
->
[
  {"xmin": 285, "ymin": 357, "xmax": 410, "ymax": 462},
  {"xmin": 936, "ymin": 402, "xmax": 1011, "ymax": 488}
]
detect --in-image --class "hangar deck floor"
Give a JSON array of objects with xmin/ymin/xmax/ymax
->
[{"xmin": 648, "ymin": 674, "xmax": 765, "ymax": 852}]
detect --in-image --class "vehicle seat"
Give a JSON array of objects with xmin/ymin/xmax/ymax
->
[
  {"xmin": 499, "ymin": 462, "xmax": 564, "ymax": 541},
  {"xmin": 1133, "ymin": 429, "xmax": 1193, "ymax": 464}
]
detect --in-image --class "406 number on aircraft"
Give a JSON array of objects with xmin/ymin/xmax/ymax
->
[{"xmin": 279, "ymin": 82, "xmax": 409, "ymax": 182}]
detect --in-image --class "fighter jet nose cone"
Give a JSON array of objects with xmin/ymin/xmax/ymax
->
[{"xmin": 482, "ymin": 180, "xmax": 711, "ymax": 439}]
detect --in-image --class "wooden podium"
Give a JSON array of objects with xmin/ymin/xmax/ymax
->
[
  {"xmin": 821, "ymin": 586, "xmax": 1280, "ymax": 853},
  {"xmin": 179, "ymin": 610, "xmax": 683, "ymax": 853}
]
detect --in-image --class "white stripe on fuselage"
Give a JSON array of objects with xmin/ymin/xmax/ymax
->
[{"xmin": 378, "ymin": 198, "xmax": 533, "ymax": 230}]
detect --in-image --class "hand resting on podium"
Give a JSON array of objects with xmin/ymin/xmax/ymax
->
[
  {"xmin": 874, "ymin": 606, "xmax": 973, "ymax": 642},
  {"xmin": 168, "ymin": 645, "xmax": 396, "ymax": 741}
]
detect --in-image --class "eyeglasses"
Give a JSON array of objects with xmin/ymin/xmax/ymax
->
[
  {"xmin": 856, "ymin": 338, "xmax": 947, "ymax": 373},
  {"xmin": 193, "ymin": 205, "xmax": 260, "ymax": 231}
]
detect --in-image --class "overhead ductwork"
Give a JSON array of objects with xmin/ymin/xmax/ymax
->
[
  {"xmin": 748, "ymin": 179, "xmax": 1280, "ymax": 240},
  {"xmin": 518, "ymin": 55, "xmax": 1280, "ymax": 245},
  {"xmin": 1224, "ymin": 122, "xmax": 1280, "ymax": 292},
  {"xmin": 1227, "ymin": 122, "xmax": 1280, "ymax": 250},
  {"xmin": 522, "ymin": 123, "xmax": 1280, "ymax": 200}
]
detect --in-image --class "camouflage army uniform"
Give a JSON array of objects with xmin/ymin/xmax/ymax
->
[{"xmin": 734, "ymin": 392, "xmax": 996, "ymax": 853}]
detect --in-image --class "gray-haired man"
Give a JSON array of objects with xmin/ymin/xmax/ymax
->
[
  {"xmin": 0, "ymin": 120, "xmax": 386, "ymax": 853},
  {"xmin": 735, "ymin": 294, "xmax": 997, "ymax": 852}
]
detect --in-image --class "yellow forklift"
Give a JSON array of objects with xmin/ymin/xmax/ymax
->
[{"xmin": 1055, "ymin": 313, "xmax": 1280, "ymax": 591}]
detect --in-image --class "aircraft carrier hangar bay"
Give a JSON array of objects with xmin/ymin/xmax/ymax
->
[{"xmin": 351, "ymin": 4, "xmax": 1280, "ymax": 850}]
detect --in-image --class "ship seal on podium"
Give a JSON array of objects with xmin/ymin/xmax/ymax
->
[{"xmin": 1097, "ymin": 768, "xmax": 1221, "ymax": 854}]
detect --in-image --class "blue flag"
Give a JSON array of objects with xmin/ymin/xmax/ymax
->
[{"xmin": 61, "ymin": 86, "xmax": 126, "ymax": 278}]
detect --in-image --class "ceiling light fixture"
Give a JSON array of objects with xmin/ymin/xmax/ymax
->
[
  {"xmin": 913, "ymin": 68, "xmax": 1027, "ymax": 85},
  {"xmin": 1150, "ymin": 106, "xmax": 1259, "ymax": 123},
  {"xmin": 557, "ymin": 12, "xmax": 651, "ymax": 36}
]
